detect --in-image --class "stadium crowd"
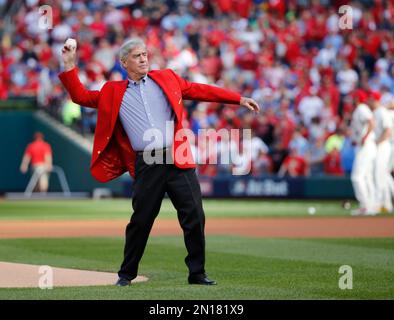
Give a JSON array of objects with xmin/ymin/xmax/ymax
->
[{"xmin": 1, "ymin": 0, "xmax": 394, "ymax": 177}]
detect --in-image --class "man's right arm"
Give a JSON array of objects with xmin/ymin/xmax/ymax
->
[
  {"xmin": 170, "ymin": 70, "xmax": 259, "ymax": 112},
  {"xmin": 45, "ymin": 154, "xmax": 53, "ymax": 172},
  {"xmin": 58, "ymin": 43, "xmax": 100, "ymax": 108}
]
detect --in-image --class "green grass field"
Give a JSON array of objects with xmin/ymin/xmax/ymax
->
[
  {"xmin": 0, "ymin": 198, "xmax": 352, "ymax": 220},
  {"xmin": 0, "ymin": 199, "xmax": 393, "ymax": 300}
]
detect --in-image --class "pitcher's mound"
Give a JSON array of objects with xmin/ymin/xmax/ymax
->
[{"xmin": 0, "ymin": 261, "xmax": 148, "ymax": 288}]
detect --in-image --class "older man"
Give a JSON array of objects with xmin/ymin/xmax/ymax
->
[{"xmin": 59, "ymin": 38, "xmax": 259, "ymax": 286}]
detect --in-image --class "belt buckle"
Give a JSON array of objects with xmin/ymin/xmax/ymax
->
[{"xmin": 138, "ymin": 147, "xmax": 170, "ymax": 162}]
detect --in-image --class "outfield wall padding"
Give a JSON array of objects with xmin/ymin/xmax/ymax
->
[
  {"xmin": 122, "ymin": 175, "xmax": 355, "ymax": 199},
  {"xmin": 0, "ymin": 111, "xmax": 124, "ymax": 195}
]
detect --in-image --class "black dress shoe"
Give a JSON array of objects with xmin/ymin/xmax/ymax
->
[
  {"xmin": 115, "ymin": 278, "xmax": 131, "ymax": 287},
  {"xmin": 188, "ymin": 274, "xmax": 217, "ymax": 285}
]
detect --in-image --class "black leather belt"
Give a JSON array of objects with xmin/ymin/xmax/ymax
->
[{"xmin": 136, "ymin": 147, "xmax": 170, "ymax": 156}]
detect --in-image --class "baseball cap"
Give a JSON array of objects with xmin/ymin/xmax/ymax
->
[
  {"xmin": 354, "ymin": 89, "xmax": 368, "ymax": 103},
  {"xmin": 369, "ymin": 90, "xmax": 381, "ymax": 101}
]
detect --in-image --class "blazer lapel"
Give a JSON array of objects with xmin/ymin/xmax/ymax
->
[
  {"xmin": 148, "ymin": 71, "xmax": 182, "ymax": 122},
  {"xmin": 110, "ymin": 80, "xmax": 128, "ymax": 133}
]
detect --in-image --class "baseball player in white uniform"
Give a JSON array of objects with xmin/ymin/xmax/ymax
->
[
  {"xmin": 350, "ymin": 97, "xmax": 377, "ymax": 216},
  {"xmin": 370, "ymin": 92, "xmax": 393, "ymax": 213},
  {"xmin": 384, "ymin": 99, "xmax": 394, "ymax": 203}
]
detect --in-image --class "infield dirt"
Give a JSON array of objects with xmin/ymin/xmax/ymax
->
[{"xmin": 1, "ymin": 217, "xmax": 393, "ymax": 239}]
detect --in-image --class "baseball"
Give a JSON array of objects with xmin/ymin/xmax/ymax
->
[
  {"xmin": 65, "ymin": 38, "xmax": 77, "ymax": 50},
  {"xmin": 308, "ymin": 207, "xmax": 316, "ymax": 215},
  {"xmin": 342, "ymin": 200, "xmax": 351, "ymax": 210}
]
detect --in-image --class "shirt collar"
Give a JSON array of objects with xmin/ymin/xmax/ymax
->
[{"xmin": 128, "ymin": 75, "xmax": 148, "ymax": 87}]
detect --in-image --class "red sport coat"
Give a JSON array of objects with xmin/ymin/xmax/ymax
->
[{"xmin": 59, "ymin": 68, "xmax": 241, "ymax": 182}]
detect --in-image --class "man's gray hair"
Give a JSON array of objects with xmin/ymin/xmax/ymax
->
[{"xmin": 119, "ymin": 38, "xmax": 146, "ymax": 62}]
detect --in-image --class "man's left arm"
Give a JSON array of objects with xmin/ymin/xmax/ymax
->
[
  {"xmin": 20, "ymin": 154, "xmax": 31, "ymax": 174},
  {"xmin": 45, "ymin": 154, "xmax": 53, "ymax": 172},
  {"xmin": 171, "ymin": 70, "xmax": 259, "ymax": 112}
]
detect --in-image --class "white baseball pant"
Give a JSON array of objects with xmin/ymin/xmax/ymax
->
[
  {"xmin": 351, "ymin": 140, "xmax": 377, "ymax": 212},
  {"xmin": 374, "ymin": 141, "xmax": 392, "ymax": 212},
  {"xmin": 387, "ymin": 143, "xmax": 394, "ymax": 204}
]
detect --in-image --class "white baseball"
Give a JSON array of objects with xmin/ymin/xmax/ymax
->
[
  {"xmin": 343, "ymin": 201, "xmax": 351, "ymax": 210},
  {"xmin": 308, "ymin": 207, "xmax": 316, "ymax": 215},
  {"xmin": 65, "ymin": 38, "xmax": 77, "ymax": 50}
]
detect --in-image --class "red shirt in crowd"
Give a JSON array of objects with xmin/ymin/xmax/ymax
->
[
  {"xmin": 277, "ymin": 117, "xmax": 296, "ymax": 149},
  {"xmin": 282, "ymin": 154, "xmax": 308, "ymax": 176},
  {"xmin": 215, "ymin": 0, "xmax": 252, "ymax": 18},
  {"xmin": 235, "ymin": 48, "xmax": 258, "ymax": 71},
  {"xmin": 200, "ymin": 54, "xmax": 223, "ymax": 81},
  {"xmin": 268, "ymin": 0, "xmax": 286, "ymax": 18},
  {"xmin": 324, "ymin": 150, "xmax": 344, "ymax": 176},
  {"xmin": 252, "ymin": 153, "xmax": 273, "ymax": 176}
]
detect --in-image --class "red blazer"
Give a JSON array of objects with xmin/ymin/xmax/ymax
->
[{"xmin": 59, "ymin": 68, "xmax": 241, "ymax": 182}]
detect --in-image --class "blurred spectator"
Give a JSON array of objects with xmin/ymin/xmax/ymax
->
[
  {"xmin": 288, "ymin": 129, "xmax": 309, "ymax": 157},
  {"xmin": 252, "ymin": 148, "xmax": 273, "ymax": 176},
  {"xmin": 307, "ymin": 136, "xmax": 326, "ymax": 175},
  {"xmin": 245, "ymin": 132, "xmax": 269, "ymax": 163},
  {"xmin": 340, "ymin": 127, "xmax": 356, "ymax": 175},
  {"xmin": 309, "ymin": 116, "xmax": 327, "ymax": 142},
  {"xmin": 324, "ymin": 148, "xmax": 344, "ymax": 176},
  {"xmin": 94, "ymin": 38, "xmax": 116, "ymax": 72},
  {"xmin": 297, "ymin": 86, "xmax": 325, "ymax": 128},
  {"xmin": 20, "ymin": 132, "xmax": 53, "ymax": 193},
  {"xmin": 336, "ymin": 60, "xmax": 359, "ymax": 112},
  {"xmin": 278, "ymin": 147, "xmax": 309, "ymax": 178},
  {"xmin": 62, "ymin": 98, "xmax": 81, "ymax": 127},
  {"xmin": 325, "ymin": 127, "xmax": 345, "ymax": 154}
]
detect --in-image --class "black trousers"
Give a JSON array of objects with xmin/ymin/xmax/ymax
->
[{"xmin": 118, "ymin": 151, "xmax": 206, "ymax": 280}]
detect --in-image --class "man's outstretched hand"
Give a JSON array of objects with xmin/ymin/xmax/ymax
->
[
  {"xmin": 61, "ymin": 40, "xmax": 77, "ymax": 72},
  {"xmin": 240, "ymin": 97, "xmax": 260, "ymax": 112}
]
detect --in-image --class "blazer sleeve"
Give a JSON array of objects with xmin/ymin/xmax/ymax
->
[
  {"xmin": 169, "ymin": 70, "xmax": 241, "ymax": 105},
  {"xmin": 58, "ymin": 68, "xmax": 100, "ymax": 108}
]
